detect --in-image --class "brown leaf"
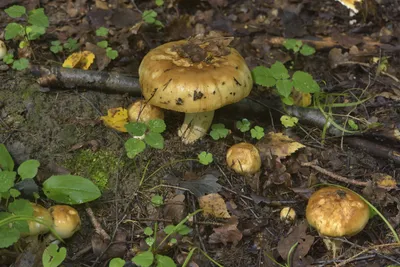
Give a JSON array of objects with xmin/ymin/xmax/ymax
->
[
  {"xmin": 256, "ymin": 132, "xmax": 305, "ymax": 159},
  {"xmin": 163, "ymin": 194, "xmax": 187, "ymax": 224},
  {"xmin": 198, "ymin": 193, "xmax": 231, "ymax": 219},
  {"xmin": 372, "ymin": 173, "xmax": 397, "ymax": 190},
  {"xmin": 209, "ymin": 217, "xmax": 242, "ymax": 246},
  {"xmin": 277, "ymin": 221, "xmax": 314, "ymax": 262}
]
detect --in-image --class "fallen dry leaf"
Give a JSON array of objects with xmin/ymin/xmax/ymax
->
[
  {"xmin": 100, "ymin": 107, "xmax": 129, "ymax": 132},
  {"xmin": 209, "ymin": 216, "xmax": 242, "ymax": 246},
  {"xmin": 163, "ymin": 194, "xmax": 186, "ymax": 224},
  {"xmin": 256, "ymin": 132, "xmax": 305, "ymax": 159},
  {"xmin": 372, "ymin": 173, "xmax": 397, "ymax": 190},
  {"xmin": 198, "ymin": 193, "xmax": 230, "ymax": 219},
  {"xmin": 62, "ymin": 51, "xmax": 95, "ymax": 70}
]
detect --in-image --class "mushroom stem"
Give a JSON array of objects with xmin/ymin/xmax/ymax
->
[{"xmin": 178, "ymin": 111, "xmax": 214, "ymax": 144}]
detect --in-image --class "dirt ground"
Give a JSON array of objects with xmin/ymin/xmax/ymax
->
[{"xmin": 1, "ymin": 0, "xmax": 400, "ymax": 266}]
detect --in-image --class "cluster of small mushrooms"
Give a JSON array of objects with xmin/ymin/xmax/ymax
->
[{"xmin": 24, "ymin": 203, "xmax": 81, "ymax": 240}]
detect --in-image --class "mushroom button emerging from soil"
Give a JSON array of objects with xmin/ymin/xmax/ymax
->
[
  {"xmin": 128, "ymin": 99, "xmax": 164, "ymax": 123},
  {"xmin": 0, "ymin": 41, "xmax": 6, "ymax": 60},
  {"xmin": 49, "ymin": 205, "xmax": 81, "ymax": 239},
  {"xmin": 306, "ymin": 186, "xmax": 370, "ymax": 237},
  {"xmin": 23, "ymin": 203, "xmax": 53, "ymax": 236},
  {"xmin": 138, "ymin": 35, "xmax": 253, "ymax": 144},
  {"xmin": 226, "ymin": 142, "xmax": 261, "ymax": 175}
]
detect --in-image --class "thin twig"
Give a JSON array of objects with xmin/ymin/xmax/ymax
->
[{"xmin": 85, "ymin": 206, "xmax": 111, "ymax": 241}]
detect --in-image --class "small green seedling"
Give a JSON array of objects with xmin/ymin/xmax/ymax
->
[
  {"xmin": 209, "ymin": 123, "xmax": 229, "ymax": 140},
  {"xmin": 250, "ymin": 126, "xmax": 265, "ymax": 140},
  {"xmin": 95, "ymin": 27, "xmax": 119, "ymax": 60},
  {"xmin": 50, "ymin": 40, "xmax": 63, "ymax": 54},
  {"xmin": 142, "ymin": 10, "xmax": 164, "ymax": 28},
  {"xmin": 283, "ymin": 39, "xmax": 315, "ymax": 56},
  {"xmin": 198, "ymin": 151, "xmax": 213, "ymax": 165},
  {"xmin": 124, "ymin": 119, "xmax": 167, "ymax": 159},
  {"xmin": 42, "ymin": 244, "xmax": 67, "ymax": 267},
  {"xmin": 280, "ymin": 115, "xmax": 299, "ymax": 128},
  {"xmin": 236, "ymin": 118, "xmax": 251, "ymax": 133},
  {"xmin": 155, "ymin": 0, "xmax": 164, "ymax": 6},
  {"xmin": 50, "ymin": 38, "xmax": 80, "ymax": 54},
  {"xmin": 151, "ymin": 195, "xmax": 164, "ymax": 207}
]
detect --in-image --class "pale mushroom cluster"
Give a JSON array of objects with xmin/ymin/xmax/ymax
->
[{"xmin": 24, "ymin": 203, "xmax": 81, "ymax": 240}]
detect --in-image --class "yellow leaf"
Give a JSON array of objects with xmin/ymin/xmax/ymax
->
[
  {"xmin": 100, "ymin": 107, "xmax": 129, "ymax": 132},
  {"xmin": 372, "ymin": 173, "xmax": 397, "ymax": 190},
  {"xmin": 256, "ymin": 132, "xmax": 305, "ymax": 158},
  {"xmin": 198, "ymin": 193, "xmax": 231, "ymax": 219},
  {"xmin": 292, "ymin": 90, "xmax": 312, "ymax": 107},
  {"xmin": 62, "ymin": 51, "xmax": 95, "ymax": 70}
]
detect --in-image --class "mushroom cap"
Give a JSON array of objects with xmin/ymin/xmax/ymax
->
[
  {"xmin": 49, "ymin": 205, "xmax": 81, "ymax": 239},
  {"xmin": 139, "ymin": 39, "xmax": 253, "ymax": 113},
  {"xmin": 24, "ymin": 203, "xmax": 53, "ymax": 236},
  {"xmin": 128, "ymin": 100, "xmax": 165, "ymax": 122},
  {"xmin": 226, "ymin": 142, "xmax": 261, "ymax": 175},
  {"xmin": 0, "ymin": 40, "xmax": 6, "ymax": 60},
  {"xmin": 280, "ymin": 207, "xmax": 296, "ymax": 223},
  {"xmin": 306, "ymin": 186, "xmax": 370, "ymax": 237}
]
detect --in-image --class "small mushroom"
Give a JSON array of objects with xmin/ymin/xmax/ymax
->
[
  {"xmin": 306, "ymin": 186, "xmax": 369, "ymax": 237},
  {"xmin": 226, "ymin": 142, "xmax": 261, "ymax": 175},
  {"xmin": 0, "ymin": 41, "xmax": 6, "ymax": 60},
  {"xmin": 280, "ymin": 207, "xmax": 296, "ymax": 223},
  {"xmin": 49, "ymin": 205, "xmax": 81, "ymax": 239},
  {"xmin": 128, "ymin": 99, "xmax": 164, "ymax": 123},
  {"xmin": 22, "ymin": 203, "xmax": 53, "ymax": 237},
  {"xmin": 139, "ymin": 36, "xmax": 253, "ymax": 144}
]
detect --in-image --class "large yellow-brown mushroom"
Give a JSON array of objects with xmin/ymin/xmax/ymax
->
[
  {"xmin": 49, "ymin": 205, "xmax": 81, "ymax": 239},
  {"xmin": 128, "ymin": 99, "xmax": 164, "ymax": 123},
  {"xmin": 226, "ymin": 142, "xmax": 261, "ymax": 175},
  {"xmin": 22, "ymin": 203, "xmax": 53, "ymax": 237}
]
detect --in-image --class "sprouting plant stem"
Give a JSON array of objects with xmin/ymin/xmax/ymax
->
[
  {"xmin": 287, "ymin": 242, "xmax": 299, "ymax": 267},
  {"xmin": 139, "ymin": 159, "xmax": 152, "ymax": 187},
  {"xmin": 182, "ymin": 247, "xmax": 197, "ymax": 267}
]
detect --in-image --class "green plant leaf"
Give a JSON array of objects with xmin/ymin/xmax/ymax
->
[
  {"xmin": 155, "ymin": 254, "xmax": 176, "ymax": 267},
  {"xmin": 300, "ymin": 44, "xmax": 316, "ymax": 56},
  {"xmin": 96, "ymin": 27, "xmax": 109, "ymax": 37},
  {"xmin": 155, "ymin": 0, "xmax": 164, "ymax": 6},
  {"xmin": 142, "ymin": 10, "xmax": 157, "ymax": 24},
  {"xmin": 3, "ymin": 53, "xmax": 14, "ymax": 64},
  {"xmin": 17, "ymin": 159, "xmax": 40, "ymax": 179},
  {"xmin": 63, "ymin": 38, "xmax": 79, "ymax": 52},
  {"xmin": 43, "ymin": 175, "xmax": 101, "ymax": 204},
  {"xmin": 132, "ymin": 251, "xmax": 154, "ymax": 267},
  {"xmin": 276, "ymin": 79, "xmax": 293, "ymax": 98},
  {"xmin": 283, "ymin": 39, "xmax": 302, "ymax": 53},
  {"xmin": 5, "ymin": 22, "xmax": 24, "ymax": 40},
  {"xmin": 251, "ymin": 66, "xmax": 276, "ymax": 87},
  {"xmin": 281, "ymin": 96, "xmax": 294, "ymax": 106},
  {"xmin": 280, "ymin": 115, "xmax": 299, "ymax": 128},
  {"xmin": 5, "ymin": 5, "xmax": 26, "ymax": 18},
  {"xmin": 12, "ymin": 58, "xmax": 29, "ymax": 70},
  {"xmin": 97, "ymin": 40, "xmax": 108, "ymax": 49},
  {"xmin": 26, "ymin": 25, "xmax": 46, "ymax": 40},
  {"xmin": 169, "ymin": 238, "xmax": 177, "ymax": 244},
  {"xmin": 348, "ymin": 119, "xmax": 359, "ymax": 130},
  {"xmin": 50, "ymin": 41, "xmax": 63, "ymax": 53},
  {"xmin": 145, "ymin": 237, "xmax": 155, "ymax": 246},
  {"xmin": 0, "ymin": 171, "xmax": 16, "ymax": 193},
  {"xmin": 236, "ymin": 118, "xmax": 251, "ymax": 132},
  {"xmin": 109, "ymin": 258, "xmax": 126, "ymax": 267},
  {"xmin": 176, "ymin": 225, "xmax": 192, "ymax": 235},
  {"xmin": 28, "ymin": 8, "xmax": 49, "ymax": 28},
  {"xmin": 0, "ymin": 144, "xmax": 14, "ymax": 171},
  {"xmin": 8, "ymin": 199, "xmax": 33, "ymax": 216},
  {"xmin": 125, "ymin": 122, "xmax": 147, "ymax": 136},
  {"xmin": 151, "ymin": 195, "xmax": 163, "ymax": 206},
  {"xmin": 270, "ymin": 61, "xmax": 289, "ymax": 80},
  {"xmin": 106, "ymin": 48, "xmax": 118, "ymax": 60},
  {"xmin": 147, "ymin": 119, "xmax": 166, "ymax": 133},
  {"xmin": 144, "ymin": 227, "xmax": 153, "ymax": 236},
  {"xmin": 9, "ymin": 189, "xmax": 20, "ymax": 198},
  {"xmin": 198, "ymin": 151, "xmax": 213, "ymax": 165},
  {"xmin": 124, "ymin": 138, "xmax": 146, "ymax": 159},
  {"xmin": 209, "ymin": 123, "xmax": 229, "ymax": 140},
  {"xmin": 42, "ymin": 243, "xmax": 67, "ymax": 267},
  {"xmin": 292, "ymin": 71, "xmax": 320, "ymax": 93},
  {"xmin": 0, "ymin": 225, "xmax": 20, "ymax": 249},
  {"xmin": 250, "ymin": 126, "xmax": 265, "ymax": 140},
  {"xmin": 163, "ymin": 225, "xmax": 175, "ymax": 235},
  {"xmin": 144, "ymin": 132, "xmax": 164, "ymax": 149}
]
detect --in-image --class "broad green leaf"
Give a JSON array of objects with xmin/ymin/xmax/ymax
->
[
  {"xmin": 5, "ymin": 22, "xmax": 24, "ymax": 40},
  {"xmin": 3, "ymin": 53, "xmax": 14, "ymax": 64},
  {"xmin": 198, "ymin": 152, "xmax": 213, "ymax": 165},
  {"xmin": 155, "ymin": 0, "xmax": 164, "ymax": 6},
  {"xmin": 132, "ymin": 251, "xmax": 154, "ymax": 267},
  {"xmin": 43, "ymin": 175, "xmax": 101, "ymax": 204},
  {"xmin": 109, "ymin": 258, "xmax": 125, "ymax": 267},
  {"xmin": 292, "ymin": 71, "xmax": 320, "ymax": 93},
  {"xmin": 42, "ymin": 244, "xmax": 67, "ymax": 267},
  {"xmin": 209, "ymin": 123, "xmax": 229, "ymax": 140},
  {"xmin": 177, "ymin": 225, "xmax": 192, "ymax": 235},
  {"xmin": 125, "ymin": 122, "xmax": 147, "ymax": 136},
  {"xmin": 276, "ymin": 79, "xmax": 293, "ymax": 98},
  {"xmin": 0, "ymin": 144, "xmax": 14, "ymax": 171},
  {"xmin": 300, "ymin": 44, "xmax": 316, "ymax": 56},
  {"xmin": 96, "ymin": 27, "xmax": 109, "ymax": 37},
  {"xmin": 283, "ymin": 39, "xmax": 302, "ymax": 52},
  {"xmin": 236, "ymin": 118, "xmax": 251, "ymax": 132},
  {"xmin": 151, "ymin": 195, "xmax": 163, "ymax": 206},
  {"xmin": 8, "ymin": 199, "xmax": 33, "ymax": 216},
  {"xmin": 5, "ymin": 5, "xmax": 26, "ymax": 18},
  {"xmin": 147, "ymin": 119, "xmax": 166, "ymax": 133},
  {"xmin": 26, "ymin": 25, "xmax": 46, "ymax": 40},
  {"xmin": 250, "ymin": 126, "xmax": 265, "ymax": 140},
  {"xmin": 124, "ymin": 138, "xmax": 146, "ymax": 159},
  {"xmin": 28, "ymin": 8, "xmax": 49, "ymax": 28},
  {"xmin": 270, "ymin": 61, "xmax": 289, "ymax": 80},
  {"xmin": 17, "ymin": 159, "xmax": 40, "ymax": 179},
  {"xmin": 97, "ymin": 40, "xmax": 108, "ymax": 49},
  {"xmin": 64, "ymin": 38, "xmax": 79, "ymax": 52},
  {"xmin": 251, "ymin": 66, "xmax": 276, "ymax": 87},
  {"xmin": 281, "ymin": 96, "xmax": 294, "ymax": 106},
  {"xmin": 280, "ymin": 115, "xmax": 299, "ymax": 128},
  {"xmin": 0, "ymin": 171, "xmax": 16, "ymax": 193},
  {"xmin": 144, "ymin": 132, "xmax": 164, "ymax": 149},
  {"xmin": 106, "ymin": 48, "xmax": 118, "ymax": 60},
  {"xmin": 155, "ymin": 254, "xmax": 176, "ymax": 267},
  {"xmin": 12, "ymin": 58, "xmax": 29, "ymax": 70},
  {"xmin": 144, "ymin": 227, "xmax": 153, "ymax": 236},
  {"xmin": 9, "ymin": 189, "xmax": 20, "ymax": 198},
  {"xmin": 142, "ymin": 10, "xmax": 157, "ymax": 24},
  {"xmin": 0, "ymin": 225, "xmax": 20, "ymax": 248},
  {"xmin": 145, "ymin": 237, "xmax": 155, "ymax": 246},
  {"xmin": 163, "ymin": 225, "xmax": 175, "ymax": 235}
]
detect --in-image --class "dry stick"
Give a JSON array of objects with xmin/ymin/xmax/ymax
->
[
  {"xmin": 85, "ymin": 206, "xmax": 111, "ymax": 241},
  {"xmin": 123, "ymin": 217, "xmax": 224, "ymax": 226},
  {"xmin": 301, "ymin": 160, "xmax": 369, "ymax": 187}
]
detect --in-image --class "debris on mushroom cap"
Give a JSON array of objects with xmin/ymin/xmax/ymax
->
[
  {"xmin": 128, "ymin": 99, "xmax": 164, "ymax": 123},
  {"xmin": 138, "ymin": 36, "xmax": 253, "ymax": 114},
  {"xmin": 23, "ymin": 203, "xmax": 53, "ymax": 236},
  {"xmin": 336, "ymin": 0, "xmax": 362, "ymax": 13},
  {"xmin": 0, "ymin": 41, "xmax": 7, "ymax": 60},
  {"xmin": 280, "ymin": 207, "xmax": 296, "ymax": 223},
  {"xmin": 49, "ymin": 205, "xmax": 81, "ymax": 239},
  {"xmin": 226, "ymin": 142, "xmax": 261, "ymax": 175},
  {"xmin": 306, "ymin": 186, "xmax": 369, "ymax": 237}
]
